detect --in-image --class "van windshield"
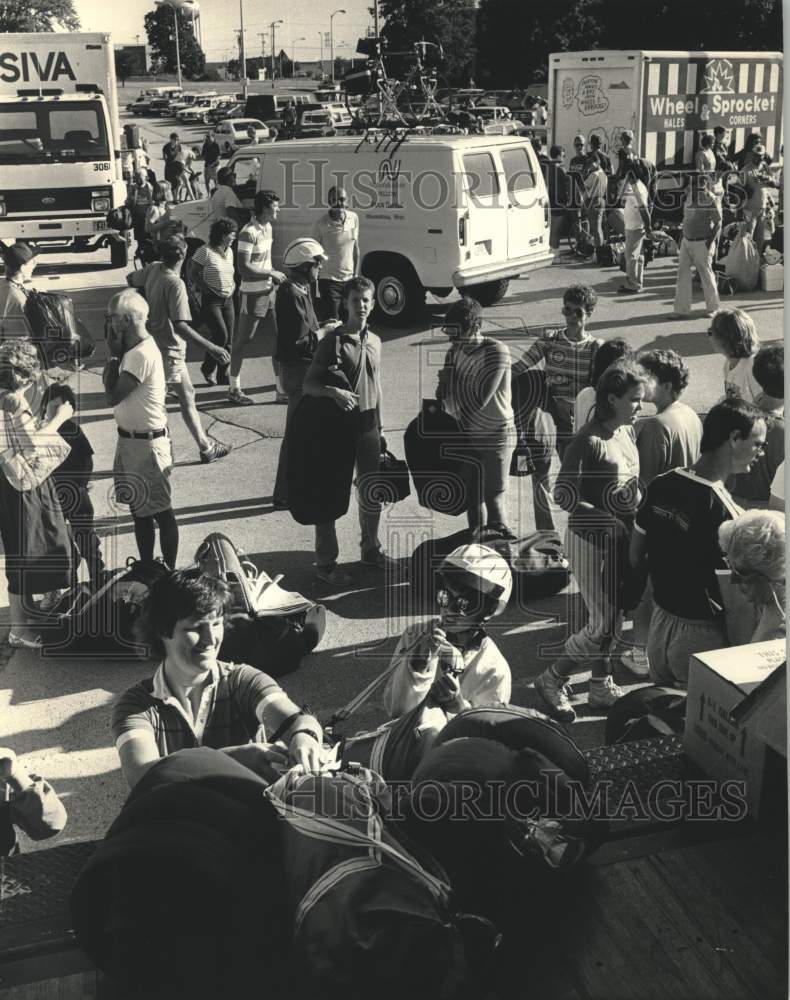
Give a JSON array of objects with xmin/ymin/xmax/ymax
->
[{"xmin": 0, "ymin": 101, "xmax": 111, "ymax": 163}]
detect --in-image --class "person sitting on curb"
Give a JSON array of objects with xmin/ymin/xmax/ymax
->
[
  {"xmin": 1, "ymin": 747, "xmax": 67, "ymax": 856},
  {"xmin": 111, "ymin": 568, "xmax": 326, "ymax": 790}
]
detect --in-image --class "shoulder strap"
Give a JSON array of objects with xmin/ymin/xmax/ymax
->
[{"xmin": 336, "ymin": 333, "xmax": 365, "ymax": 394}]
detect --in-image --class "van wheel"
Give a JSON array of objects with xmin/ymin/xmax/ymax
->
[
  {"xmin": 367, "ymin": 261, "xmax": 425, "ymax": 325},
  {"xmin": 464, "ymin": 278, "xmax": 510, "ymax": 306}
]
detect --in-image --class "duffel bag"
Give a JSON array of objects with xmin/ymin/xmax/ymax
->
[
  {"xmin": 22, "ymin": 288, "xmax": 94, "ymax": 368},
  {"xmin": 265, "ymin": 766, "xmax": 498, "ymax": 1000},
  {"xmin": 604, "ymin": 685, "xmax": 687, "ymax": 745},
  {"xmin": 404, "ymin": 400, "xmax": 471, "ymax": 516},
  {"xmin": 409, "ymin": 525, "xmax": 570, "ymax": 614},
  {"xmin": 357, "ymin": 447, "xmax": 411, "ymax": 507}
]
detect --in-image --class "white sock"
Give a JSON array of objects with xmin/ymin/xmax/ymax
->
[{"xmin": 230, "ymin": 376, "xmax": 241, "ymax": 391}]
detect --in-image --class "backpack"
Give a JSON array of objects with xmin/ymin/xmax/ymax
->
[
  {"xmin": 409, "ymin": 526, "xmax": 570, "ymax": 615},
  {"xmin": 403, "ymin": 401, "xmax": 472, "ymax": 516},
  {"xmin": 595, "ymin": 243, "xmax": 615, "ymax": 267},
  {"xmin": 264, "ymin": 766, "xmax": 497, "ymax": 1000},
  {"xmin": 22, "ymin": 288, "xmax": 94, "ymax": 369},
  {"xmin": 42, "ymin": 558, "xmax": 171, "ymax": 657},
  {"xmin": 604, "ymin": 686, "xmax": 688, "ymax": 745},
  {"xmin": 194, "ymin": 532, "xmax": 325, "ymax": 677}
]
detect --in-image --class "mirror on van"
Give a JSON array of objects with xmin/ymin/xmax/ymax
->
[{"xmin": 232, "ymin": 157, "xmax": 260, "ymax": 202}]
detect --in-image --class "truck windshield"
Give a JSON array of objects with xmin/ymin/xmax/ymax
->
[{"xmin": 0, "ymin": 102, "xmax": 111, "ymax": 163}]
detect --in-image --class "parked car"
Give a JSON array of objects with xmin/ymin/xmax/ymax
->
[
  {"xmin": 178, "ymin": 100, "xmax": 219, "ymax": 125},
  {"xmin": 471, "ymin": 106, "xmax": 524, "ymax": 135},
  {"xmin": 128, "ymin": 96, "xmax": 151, "ymax": 115},
  {"xmin": 206, "ymin": 100, "xmax": 243, "ymax": 125},
  {"xmin": 148, "ymin": 98, "xmax": 173, "ymax": 117},
  {"xmin": 294, "ymin": 107, "xmax": 352, "ymax": 138},
  {"xmin": 213, "ymin": 118, "xmax": 270, "ymax": 154},
  {"xmin": 172, "ymin": 135, "xmax": 553, "ymax": 324}
]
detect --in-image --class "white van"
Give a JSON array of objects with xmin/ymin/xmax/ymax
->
[{"xmin": 172, "ymin": 135, "xmax": 553, "ymax": 323}]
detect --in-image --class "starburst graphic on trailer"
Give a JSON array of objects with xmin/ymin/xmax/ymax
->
[{"xmin": 700, "ymin": 59, "xmax": 735, "ymax": 94}]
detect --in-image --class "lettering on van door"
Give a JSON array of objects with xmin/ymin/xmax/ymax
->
[
  {"xmin": 372, "ymin": 159, "xmax": 403, "ymax": 210},
  {"xmin": 0, "ymin": 50, "xmax": 76, "ymax": 84}
]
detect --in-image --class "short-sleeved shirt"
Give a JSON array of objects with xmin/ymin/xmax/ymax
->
[
  {"xmin": 635, "ymin": 468, "xmax": 742, "ymax": 621},
  {"xmin": 443, "ymin": 337, "xmax": 515, "ymax": 441},
  {"xmin": 771, "ymin": 460, "xmax": 785, "ymax": 503},
  {"xmin": 127, "ymin": 263, "xmax": 191, "ymax": 360},
  {"xmin": 237, "ymin": 219, "xmax": 273, "ymax": 293},
  {"xmin": 191, "ymin": 243, "xmax": 235, "ymax": 298},
  {"xmin": 313, "ymin": 211, "xmax": 359, "ymax": 282},
  {"xmin": 519, "ymin": 330, "xmax": 601, "ymax": 408},
  {"xmin": 114, "ymin": 336, "xmax": 167, "ymax": 432},
  {"xmin": 635, "ymin": 401, "xmax": 703, "ymax": 488},
  {"xmin": 623, "ymin": 179, "xmax": 649, "ymax": 229},
  {"xmin": 555, "ymin": 419, "xmax": 641, "ymax": 533},
  {"xmin": 275, "ymin": 282, "xmax": 320, "ymax": 364},
  {"xmin": 202, "ymin": 140, "xmax": 221, "ymax": 167},
  {"xmin": 111, "ymin": 661, "xmax": 322, "ymax": 758},
  {"xmin": 723, "ymin": 356, "xmax": 761, "ymax": 404},
  {"xmin": 208, "ymin": 185, "xmax": 243, "ymax": 222},
  {"xmin": 0, "ymin": 279, "xmax": 32, "ymax": 338}
]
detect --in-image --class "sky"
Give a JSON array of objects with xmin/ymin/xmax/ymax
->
[{"xmin": 73, "ymin": 0, "xmax": 375, "ymax": 63}]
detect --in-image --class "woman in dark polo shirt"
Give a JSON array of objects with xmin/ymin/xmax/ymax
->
[{"xmin": 272, "ymin": 238, "xmax": 341, "ymax": 508}]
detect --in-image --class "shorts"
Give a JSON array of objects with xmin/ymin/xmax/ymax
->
[
  {"xmin": 163, "ymin": 354, "xmax": 189, "ymax": 386},
  {"xmin": 113, "ymin": 435, "xmax": 173, "ymax": 517},
  {"xmin": 239, "ymin": 289, "xmax": 274, "ymax": 317},
  {"xmin": 464, "ymin": 435, "xmax": 514, "ymax": 498},
  {"xmin": 647, "ymin": 604, "xmax": 727, "ymax": 687},
  {"xmin": 204, "ymin": 162, "xmax": 219, "ymax": 181}
]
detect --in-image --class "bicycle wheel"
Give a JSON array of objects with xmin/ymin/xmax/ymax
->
[{"xmin": 567, "ymin": 217, "xmax": 589, "ymax": 256}]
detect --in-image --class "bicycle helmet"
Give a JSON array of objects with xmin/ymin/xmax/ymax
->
[
  {"xmin": 283, "ymin": 238, "xmax": 327, "ymax": 267},
  {"xmin": 438, "ymin": 544, "xmax": 513, "ymax": 619}
]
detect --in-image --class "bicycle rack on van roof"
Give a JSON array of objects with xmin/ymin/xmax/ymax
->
[{"xmin": 353, "ymin": 122, "xmax": 465, "ymax": 159}]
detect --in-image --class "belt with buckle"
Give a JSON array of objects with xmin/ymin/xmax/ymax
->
[{"xmin": 118, "ymin": 428, "xmax": 167, "ymax": 440}]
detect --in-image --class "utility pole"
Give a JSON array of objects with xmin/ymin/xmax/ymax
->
[
  {"xmin": 269, "ymin": 19, "xmax": 282, "ymax": 89},
  {"xmin": 317, "ymin": 31, "xmax": 324, "ymax": 79},
  {"xmin": 238, "ymin": 0, "xmax": 248, "ymax": 100}
]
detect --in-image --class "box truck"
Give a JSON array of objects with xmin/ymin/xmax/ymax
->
[
  {"xmin": 0, "ymin": 32, "xmax": 128, "ymax": 266},
  {"xmin": 548, "ymin": 50, "xmax": 783, "ymax": 181}
]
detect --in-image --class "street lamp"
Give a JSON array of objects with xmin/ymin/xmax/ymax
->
[
  {"xmin": 269, "ymin": 19, "xmax": 283, "ymax": 87},
  {"xmin": 292, "ymin": 36, "xmax": 305, "ymax": 79},
  {"xmin": 329, "ymin": 9, "xmax": 345, "ymax": 86},
  {"xmin": 238, "ymin": 0, "xmax": 247, "ymax": 100}
]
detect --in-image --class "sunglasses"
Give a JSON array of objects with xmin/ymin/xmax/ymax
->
[{"xmin": 436, "ymin": 587, "xmax": 472, "ymax": 615}]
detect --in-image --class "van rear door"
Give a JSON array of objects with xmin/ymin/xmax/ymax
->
[
  {"xmin": 459, "ymin": 148, "xmax": 507, "ymax": 267},
  {"xmin": 498, "ymin": 144, "xmax": 548, "ymax": 260}
]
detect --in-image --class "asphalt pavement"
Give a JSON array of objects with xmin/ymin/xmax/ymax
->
[{"xmin": 0, "ymin": 109, "xmax": 783, "ymax": 848}]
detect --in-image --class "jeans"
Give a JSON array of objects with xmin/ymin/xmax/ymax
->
[
  {"xmin": 273, "ymin": 362, "xmax": 309, "ymax": 503},
  {"xmin": 624, "ymin": 227, "xmax": 645, "ymax": 290},
  {"xmin": 530, "ymin": 455, "xmax": 556, "ymax": 532},
  {"xmin": 674, "ymin": 238, "xmax": 720, "ymax": 314},
  {"xmin": 315, "ymin": 419, "xmax": 382, "ymax": 569},
  {"xmin": 318, "ymin": 279, "xmax": 346, "ymax": 322},
  {"xmin": 201, "ymin": 291, "xmax": 235, "ymax": 379},
  {"xmin": 563, "ymin": 526, "xmax": 623, "ymax": 666}
]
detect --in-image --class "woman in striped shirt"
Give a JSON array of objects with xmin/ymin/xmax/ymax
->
[{"xmin": 187, "ymin": 218, "xmax": 238, "ymax": 386}]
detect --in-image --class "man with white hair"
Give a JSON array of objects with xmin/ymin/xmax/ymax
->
[
  {"xmin": 103, "ymin": 289, "xmax": 179, "ymax": 568},
  {"xmin": 719, "ymin": 510, "xmax": 785, "ymax": 643}
]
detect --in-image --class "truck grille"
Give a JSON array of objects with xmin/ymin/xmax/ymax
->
[{"xmin": 3, "ymin": 188, "xmax": 95, "ymax": 214}]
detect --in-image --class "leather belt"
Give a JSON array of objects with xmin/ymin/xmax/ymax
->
[{"xmin": 118, "ymin": 428, "xmax": 167, "ymax": 440}]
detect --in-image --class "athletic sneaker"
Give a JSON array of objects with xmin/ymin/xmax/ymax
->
[
  {"xmin": 200, "ymin": 439, "xmax": 232, "ymax": 464},
  {"xmin": 315, "ymin": 565, "xmax": 355, "ymax": 587},
  {"xmin": 588, "ymin": 675, "xmax": 625, "ymax": 709},
  {"xmin": 619, "ymin": 647, "xmax": 650, "ymax": 677},
  {"xmin": 227, "ymin": 388, "xmax": 255, "ymax": 406},
  {"xmin": 486, "ymin": 522, "xmax": 518, "ymax": 542},
  {"xmin": 534, "ymin": 668, "xmax": 576, "ymax": 723}
]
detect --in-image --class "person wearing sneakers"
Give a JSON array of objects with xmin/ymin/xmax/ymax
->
[
  {"xmin": 630, "ymin": 399, "xmax": 766, "ymax": 687},
  {"xmin": 312, "ymin": 185, "xmax": 360, "ymax": 322},
  {"xmin": 127, "ymin": 237, "xmax": 231, "ymax": 464},
  {"xmin": 438, "ymin": 296, "xmax": 516, "ymax": 538},
  {"xmin": 616, "ymin": 151, "xmax": 653, "ymax": 295},
  {"xmin": 228, "ymin": 190, "xmax": 287, "ymax": 406},
  {"xmin": 105, "ymin": 289, "xmax": 179, "ymax": 569},
  {"xmin": 534, "ymin": 362, "xmax": 646, "ymax": 722},
  {"xmin": 303, "ymin": 276, "xmax": 389, "ymax": 585},
  {"xmin": 624, "ymin": 349, "xmax": 703, "ymax": 676},
  {"xmin": 383, "ymin": 544, "xmax": 513, "ymax": 719},
  {"xmin": 272, "ymin": 238, "xmax": 342, "ymax": 510},
  {"xmin": 672, "ymin": 173, "xmax": 721, "ymax": 319},
  {"xmin": 186, "ymin": 218, "xmax": 238, "ymax": 387}
]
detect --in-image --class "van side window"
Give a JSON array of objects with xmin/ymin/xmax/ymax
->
[
  {"xmin": 500, "ymin": 147, "xmax": 536, "ymax": 196},
  {"xmin": 462, "ymin": 152, "xmax": 500, "ymax": 203},
  {"xmin": 232, "ymin": 157, "xmax": 260, "ymax": 197}
]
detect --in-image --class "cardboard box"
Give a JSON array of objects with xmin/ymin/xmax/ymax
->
[
  {"xmin": 684, "ymin": 640, "xmax": 786, "ymax": 817},
  {"xmin": 759, "ymin": 262, "xmax": 784, "ymax": 292}
]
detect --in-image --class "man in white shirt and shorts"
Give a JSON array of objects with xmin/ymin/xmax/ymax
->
[
  {"xmin": 313, "ymin": 186, "xmax": 359, "ymax": 321},
  {"xmin": 103, "ymin": 288, "xmax": 179, "ymax": 568},
  {"xmin": 228, "ymin": 189, "xmax": 287, "ymax": 405}
]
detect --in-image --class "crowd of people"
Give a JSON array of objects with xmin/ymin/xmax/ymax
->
[{"xmin": 0, "ymin": 126, "xmax": 784, "ymax": 866}]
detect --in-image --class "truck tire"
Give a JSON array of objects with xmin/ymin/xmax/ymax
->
[
  {"xmin": 109, "ymin": 236, "xmax": 129, "ymax": 269},
  {"xmin": 464, "ymin": 278, "xmax": 510, "ymax": 306},
  {"xmin": 365, "ymin": 258, "xmax": 425, "ymax": 326}
]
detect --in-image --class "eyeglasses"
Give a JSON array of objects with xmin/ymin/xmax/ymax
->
[
  {"xmin": 436, "ymin": 588, "xmax": 471, "ymax": 615},
  {"xmin": 104, "ymin": 314, "xmax": 119, "ymax": 332},
  {"xmin": 562, "ymin": 306, "xmax": 585, "ymax": 319}
]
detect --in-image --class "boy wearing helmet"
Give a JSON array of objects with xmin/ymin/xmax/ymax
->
[
  {"xmin": 272, "ymin": 238, "xmax": 342, "ymax": 508},
  {"xmin": 383, "ymin": 544, "xmax": 513, "ymax": 718}
]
